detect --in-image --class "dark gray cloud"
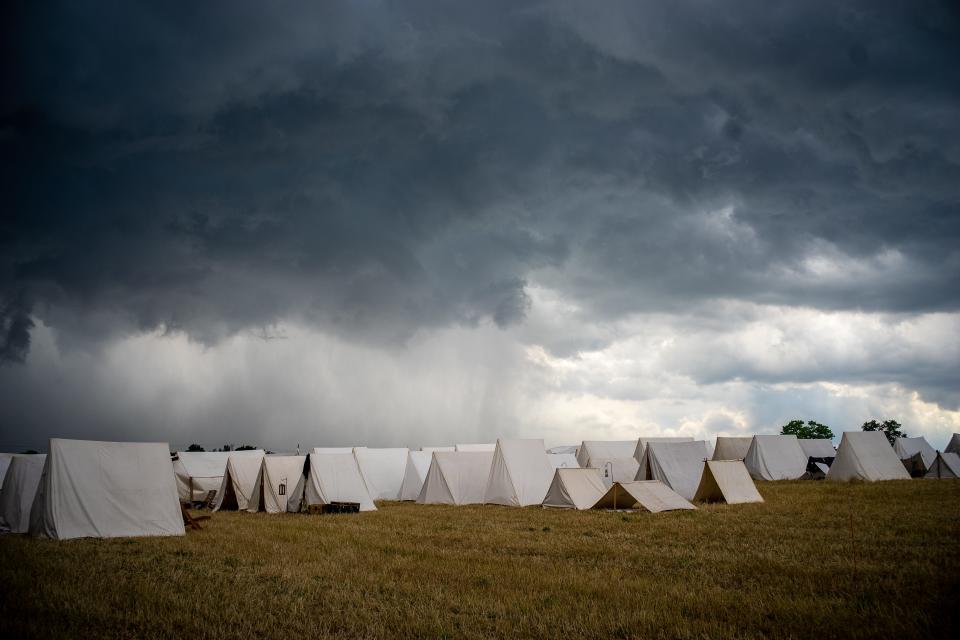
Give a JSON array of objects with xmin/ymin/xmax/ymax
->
[{"xmin": 2, "ymin": 2, "xmax": 959, "ymax": 448}]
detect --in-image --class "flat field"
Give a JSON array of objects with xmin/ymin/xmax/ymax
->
[{"xmin": 2, "ymin": 480, "xmax": 958, "ymax": 639}]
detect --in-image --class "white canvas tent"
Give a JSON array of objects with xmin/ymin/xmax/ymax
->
[
  {"xmin": 547, "ymin": 453, "xmax": 579, "ymax": 468},
  {"xmin": 454, "ymin": 443, "xmax": 496, "ymax": 452},
  {"xmin": 592, "ymin": 481, "xmax": 696, "ymax": 512},
  {"xmin": 546, "ymin": 445, "xmax": 578, "ymax": 455},
  {"xmin": 925, "ymin": 452, "xmax": 960, "ymax": 479},
  {"xmin": 592, "ymin": 458, "xmax": 641, "ymax": 487},
  {"xmin": 420, "ymin": 446, "xmax": 455, "ymax": 452},
  {"xmin": 744, "ymin": 435, "xmax": 808, "ymax": 481},
  {"xmin": 0, "ymin": 453, "xmax": 12, "ymax": 487},
  {"xmin": 0, "ymin": 454, "xmax": 46, "ymax": 533},
  {"xmin": 288, "ymin": 452, "xmax": 376, "ymax": 512},
  {"xmin": 798, "ymin": 439, "xmax": 837, "ymax": 459},
  {"xmin": 485, "ymin": 439, "xmax": 554, "ymax": 507},
  {"xmin": 30, "ymin": 439, "xmax": 184, "ymax": 540},
  {"xmin": 173, "ymin": 449, "xmax": 264, "ymax": 502},
  {"xmin": 417, "ymin": 451, "xmax": 493, "ymax": 505},
  {"xmin": 248, "ymin": 455, "xmax": 306, "ymax": 513},
  {"xmin": 636, "ymin": 441, "xmax": 710, "ymax": 500},
  {"xmin": 312, "ymin": 447, "xmax": 358, "ymax": 454},
  {"xmin": 576, "ymin": 441, "xmax": 636, "ymax": 468},
  {"xmin": 542, "ymin": 468, "xmax": 607, "ymax": 510},
  {"xmin": 945, "ymin": 434, "xmax": 960, "ymax": 455},
  {"xmin": 827, "ymin": 432, "xmax": 911, "ymax": 482},
  {"xmin": 892, "ymin": 437, "xmax": 937, "ymax": 473},
  {"xmin": 633, "ymin": 437, "xmax": 694, "ymax": 462},
  {"xmin": 399, "ymin": 451, "xmax": 434, "ymax": 501},
  {"xmin": 712, "ymin": 437, "xmax": 753, "ymax": 460},
  {"xmin": 212, "ymin": 452, "xmax": 266, "ymax": 511},
  {"xmin": 354, "ymin": 447, "xmax": 410, "ymax": 501},
  {"xmin": 693, "ymin": 460, "xmax": 764, "ymax": 504}
]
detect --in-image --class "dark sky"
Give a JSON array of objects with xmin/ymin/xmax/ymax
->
[{"xmin": 2, "ymin": 1, "xmax": 959, "ymax": 452}]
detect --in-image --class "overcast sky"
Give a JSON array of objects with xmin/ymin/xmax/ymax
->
[{"xmin": 2, "ymin": 1, "xmax": 959, "ymax": 452}]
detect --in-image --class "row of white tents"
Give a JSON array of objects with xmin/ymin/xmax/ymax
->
[{"xmin": 1, "ymin": 432, "xmax": 957, "ymax": 541}]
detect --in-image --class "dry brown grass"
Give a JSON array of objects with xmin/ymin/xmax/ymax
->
[{"xmin": 2, "ymin": 480, "xmax": 959, "ymax": 639}]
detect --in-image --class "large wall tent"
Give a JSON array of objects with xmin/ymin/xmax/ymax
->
[
  {"xmin": 485, "ymin": 439, "xmax": 554, "ymax": 507},
  {"xmin": 0, "ymin": 454, "xmax": 46, "ymax": 533},
  {"xmin": 693, "ymin": 460, "xmax": 764, "ymax": 504},
  {"xmin": 946, "ymin": 434, "xmax": 960, "ymax": 455},
  {"xmin": 925, "ymin": 452, "xmax": 960, "ymax": 479},
  {"xmin": 417, "ymin": 451, "xmax": 493, "ymax": 505},
  {"xmin": 636, "ymin": 441, "xmax": 710, "ymax": 501},
  {"xmin": 248, "ymin": 455, "xmax": 306, "ymax": 513},
  {"xmin": 212, "ymin": 452, "xmax": 266, "ymax": 511},
  {"xmin": 826, "ymin": 432, "xmax": 911, "ymax": 482},
  {"xmin": 593, "ymin": 481, "xmax": 696, "ymax": 512},
  {"xmin": 712, "ymin": 437, "xmax": 753, "ymax": 461},
  {"xmin": 798, "ymin": 439, "xmax": 836, "ymax": 459},
  {"xmin": 288, "ymin": 452, "xmax": 376, "ymax": 512},
  {"xmin": 542, "ymin": 468, "xmax": 607, "ymax": 510},
  {"xmin": 547, "ymin": 453, "xmax": 579, "ymax": 468},
  {"xmin": 744, "ymin": 435, "xmax": 808, "ymax": 481},
  {"xmin": 355, "ymin": 447, "xmax": 410, "ymax": 501},
  {"xmin": 454, "ymin": 443, "xmax": 497, "ymax": 452},
  {"xmin": 30, "ymin": 439, "xmax": 184, "ymax": 540},
  {"xmin": 173, "ymin": 449, "xmax": 264, "ymax": 503},
  {"xmin": 399, "ymin": 451, "xmax": 434, "ymax": 501},
  {"xmin": 892, "ymin": 437, "xmax": 937, "ymax": 477},
  {"xmin": 633, "ymin": 437, "xmax": 694, "ymax": 462}
]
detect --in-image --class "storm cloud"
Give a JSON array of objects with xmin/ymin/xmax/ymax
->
[{"xmin": 2, "ymin": 1, "xmax": 959, "ymax": 451}]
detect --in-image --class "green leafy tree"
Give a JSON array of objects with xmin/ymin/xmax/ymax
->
[
  {"xmin": 862, "ymin": 419, "xmax": 906, "ymax": 445},
  {"xmin": 186, "ymin": 443, "xmax": 205, "ymax": 452},
  {"xmin": 780, "ymin": 419, "xmax": 834, "ymax": 440}
]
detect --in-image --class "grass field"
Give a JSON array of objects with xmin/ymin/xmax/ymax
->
[{"xmin": 2, "ymin": 480, "xmax": 959, "ymax": 639}]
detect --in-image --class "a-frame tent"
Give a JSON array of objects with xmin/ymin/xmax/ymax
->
[
  {"xmin": 212, "ymin": 451, "xmax": 266, "ymax": 511},
  {"xmin": 636, "ymin": 441, "xmax": 710, "ymax": 500},
  {"xmin": 354, "ymin": 447, "xmax": 410, "ymax": 501},
  {"xmin": 454, "ymin": 443, "xmax": 496, "ymax": 452},
  {"xmin": 0, "ymin": 454, "xmax": 46, "ymax": 533},
  {"xmin": 576, "ymin": 441, "xmax": 636, "ymax": 468},
  {"xmin": 892, "ymin": 437, "xmax": 937, "ymax": 476},
  {"xmin": 744, "ymin": 435, "xmax": 808, "ymax": 480},
  {"xmin": 288, "ymin": 452, "xmax": 376, "ymax": 512},
  {"xmin": 30, "ymin": 439, "xmax": 184, "ymax": 540},
  {"xmin": 399, "ymin": 450, "xmax": 434, "ymax": 501},
  {"xmin": 712, "ymin": 437, "xmax": 753, "ymax": 461},
  {"xmin": 542, "ymin": 468, "xmax": 607, "ymax": 510},
  {"xmin": 826, "ymin": 432, "xmax": 911, "ymax": 482},
  {"xmin": 798, "ymin": 439, "xmax": 836, "ymax": 460},
  {"xmin": 0, "ymin": 453, "xmax": 12, "ymax": 488},
  {"xmin": 485, "ymin": 439, "xmax": 554, "ymax": 507},
  {"xmin": 693, "ymin": 460, "xmax": 764, "ymax": 504},
  {"xmin": 417, "ymin": 451, "xmax": 493, "ymax": 505},
  {"xmin": 547, "ymin": 453, "xmax": 579, "ymax": 468},
  {"xmin": 172, "ymin": 449, "xmax": 265, "ymax": 503},
  {"xmin": 925, "ymin": 452, "xmax": 960, "ymax": 479},
  {"xmin": 945, "ymin": 434, "xmax": 960, "ymax": 455},
  {"xmin": 248, "ymin": 455, "xmax": 306, "ymax": 513},
  {"xmin": 592, "ymin": 481, "xmax": 696, "ymax": 512},
  {"xmin": 633, "ymin": 437, "xmax": 694, "ymax": 462}
]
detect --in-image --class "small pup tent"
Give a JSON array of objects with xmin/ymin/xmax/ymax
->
[
  {"xmin": 212, "ymin": 452, "xmax": 266, "ymax": 511},
  {"xmin": 712, "ymin": 437, "xmax": 753, "ymax": 460},
  {"xmin": 248, "ymin": 455, "xmax": 306, "ymax": 513},
  {"xmin": 892, "ymin": 437, "xmax": 937, "ymax": 477},
  {"xmin": 826, "ymin": 432, "xmax": 911, "ymax": 482},
  {"xmin": 399, "ymin": 451, "xmax": 434, "ymax": 501},
  {"xmin": 288, "ymin": 452, "xmax": 376, "ymax": 512},
  {"xmin": 636, "ymin": 441, "xmax": 710, "ymax": 500},
  {"xmin": 30, "ymin": 439, "xmax": 184, "ymax": 540},
  {"xmin": 925, "ymin": 452, "xmax": 960, "ymax": 479},
  {"xmin": 547, "ymin": 453, "xmax": 579, "ymax": 468},
  {"xmin": 542, "ymin": 468, "xmax": 607, "ymax": 510},
  {"xmin": 798, "ymin": 439, "xmax": 836, "ymax": 460},
  {"xmin": 945, "ymin": 434, "xmax": 960, "ymax": 455},
  {"xmin": 173, "ymin": 449, "xmax": 264, "ymax": 502},
  {"xmin": 576, "ymin": 441, "xmax": 636, "ymax": 468},
  {"xmin": 633, "ymin": 437, "xmax": 694, "ymax": 462},
  {"xmin": 0, "ymin": 454, "xmax": 46, "ymax": 533},
  {"xmin": 417, "ymin": 451, "xmax": 493, "ymax": 505},
  {"xmin": 693, "ymin": 460, "xmax": 764, "ymax": 504},
  {"xmin": 744, "ymin": 435, "xmax": 808, "ymax": 481},
  {"xmin": 454, "ymin": 443, "xmax": 496, "ymax": 452},
  {"xmin": 592, "ymin": 481, "xmax": 696, "ymax": 513},
  {"xmin": 485, "ymin": 439, "xmax": 554, "ymax": 507},
  {"xmin": 354, "ymin": 447, "xmax": 410, "ymax": 501}
]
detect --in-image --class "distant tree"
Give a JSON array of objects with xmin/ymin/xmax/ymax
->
[
  {"xmin": 186, "ymin": 443, "xmax": 205, "ymax": 452},
  {"xmin": 20, "ymin": 449, "xmax": 39, "ymax": 455},
  {"xmin": 862, "ymin": 420, "xmax": 906, "ymax": 445},
  {"xmin": 235, "ymin": 445, "xmax": 258, "ymax": 451},
  {"xmin": 780, "ymin": 420, "xmax": 834, "ymax": 440}
]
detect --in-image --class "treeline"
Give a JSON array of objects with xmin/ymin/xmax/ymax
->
[{"xmin": 780, "ymin": 419, "xmax": 906, "ymax": 444}]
